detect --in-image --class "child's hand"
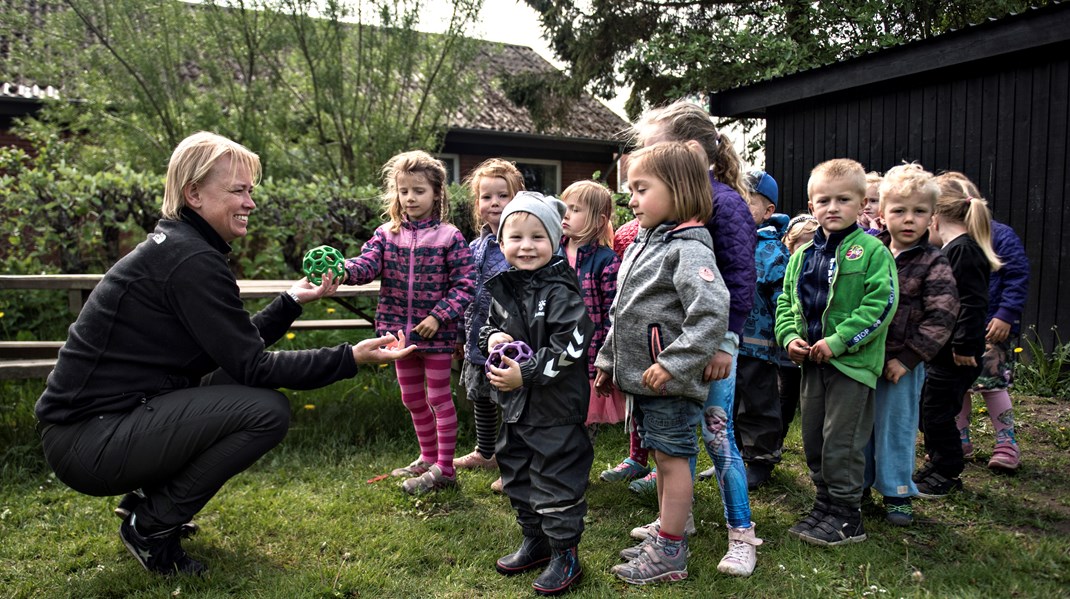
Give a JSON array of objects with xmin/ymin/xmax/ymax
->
[
  {"xmin": 884, "ymin": 359, "xmax": 908, "ymax": 384},
  {"xmin": 594, "ymin": 368, "xmax": 612, "ymax": 397},
  {"xmin": 703, "ymin": 350, "xmax": 733, "ymax": 382},
  {"xmin": 487, "ymin": 332, "xmax": 514, "ymax": 349},
  {"xmin": 952, "ymin": 352, "xmax": 978, "ymax": 367},
  {"xmin": 487, "ymin": 355, "xmax": 523, "ymax": 392},
  {"xmin": 641, "ymin": 363, "xmax": 673, "ymax": 395},
  {"xmin": 808, "ymin": 339, "xmax": 833, "ymax": 364},
  {"xmin": 413, "ymin": 315, "xmax": 439, "ymax": 339},
  {"xmin": 786, "ymin": 339, "xmax": 810, "ymax": 364},
  {"xmin": 986, "ymin": 318, "xmax": 1011, "ymax": 343}
]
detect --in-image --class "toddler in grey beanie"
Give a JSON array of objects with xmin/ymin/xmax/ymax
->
[{"xmin": 497, "ymin": 191, "xmax": 567, "ymax": 253}]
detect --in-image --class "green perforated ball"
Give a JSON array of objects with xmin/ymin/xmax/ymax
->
[{"xmin": 302, "ymin": 245, "xmax": 346, "ymax": 285}]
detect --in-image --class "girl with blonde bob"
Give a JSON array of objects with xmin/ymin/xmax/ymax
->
[{"xmin": 596, "ymin": 141, "xmax": 759, "ymax": 584}]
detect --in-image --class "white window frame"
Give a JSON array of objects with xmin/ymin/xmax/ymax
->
[{"xmin": 435, "ymin": 153, "xmax": 461, "ymax": 185}]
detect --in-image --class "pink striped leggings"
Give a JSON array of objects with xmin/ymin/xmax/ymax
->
[{"xmin": 396, "ymin": 352, "xmax": 457, "ymax": 475}]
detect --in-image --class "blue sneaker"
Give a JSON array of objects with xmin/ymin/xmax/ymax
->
[
  {"xmin": 600, "ymin": 458, "xmax": 650, "ymax": 482},
  {"xmin": 628, "ymin": 468, "xmax": 657, "ymax": 494}
]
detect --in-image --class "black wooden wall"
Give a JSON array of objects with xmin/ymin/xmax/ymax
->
[{"xmin": 765, "ymin": 49, "xmax": 1070, "ymax": 348}]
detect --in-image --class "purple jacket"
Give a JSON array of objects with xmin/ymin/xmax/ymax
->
[
  {"xmin": 344, "ymin": 218, "xmax": 475, "ymax": 353},
  {"xmin": 989, "ymin": 220, "xmax": 1030, "ymax": 334},
  {"xmin": 557, "ymin": 240, "xmax": 620, "ymax": 378},
  {"xmin": 707, "ymin": 175, "xmax": 757, "ymax": 337}
]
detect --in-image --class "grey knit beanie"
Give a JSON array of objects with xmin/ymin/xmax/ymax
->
[{"xmin": 497, "ymin": 191, "xmax": 567, "ymax": 253}]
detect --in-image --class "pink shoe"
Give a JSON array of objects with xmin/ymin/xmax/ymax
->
[
  {"xmin": 988, "ymin": 442, "xmax": 1020, "ymax": 472},
  {"xmin": 454, "ymin": 449, "xmax": 498, "ymax": 470},
  {"xmin": 491, "ymin": 476, "xmax": 504, "ymax": 494}
]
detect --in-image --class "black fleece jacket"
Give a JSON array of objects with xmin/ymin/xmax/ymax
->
[{"xmin": 36, "ymin": 209, "xmax": 358, "ymax": 424}]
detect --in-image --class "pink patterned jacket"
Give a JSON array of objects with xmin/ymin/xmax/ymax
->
[{"xmin": 344, "ymin": 218, "xmax": 475, "ymax": 353}]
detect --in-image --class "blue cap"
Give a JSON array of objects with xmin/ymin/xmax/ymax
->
[{"xmin": 747, "ymin": 170, "xmax": 779, "ymax": 208}]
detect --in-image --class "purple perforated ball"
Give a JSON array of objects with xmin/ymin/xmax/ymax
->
[{"xmin": 485, "ymin": 340, "xmax": 534, "ymax": 373}]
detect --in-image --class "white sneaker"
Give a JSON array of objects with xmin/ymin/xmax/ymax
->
[
  {"xmin": 717, "ymin": 523, "xmax": 762, "ymax": 577},
  {"xmin": 697, "ymin": 465, "xmax": 717, "ymax": 481},
  {"xmin": 629, "ymin": 512, "xmax": 697, "ymax": 541}
]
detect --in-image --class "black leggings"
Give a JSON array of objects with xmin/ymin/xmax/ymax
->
[{"xmin": 41, "ymin": 384, "xmax": 290, "ymax": 532}]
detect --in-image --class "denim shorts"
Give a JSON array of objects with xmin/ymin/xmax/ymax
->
[{"xmin": 633, "ymin": 394, "xmax": 702, "ymax": 458}]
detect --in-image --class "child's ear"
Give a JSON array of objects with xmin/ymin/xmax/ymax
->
[{"xmin": 763, "ymin": 203, "xmax": 775, "ymax": 220}]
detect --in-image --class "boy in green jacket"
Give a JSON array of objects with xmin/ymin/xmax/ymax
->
[{"xmin": 775, "ymin": 158, "xmax": 898, "ymax": 547}]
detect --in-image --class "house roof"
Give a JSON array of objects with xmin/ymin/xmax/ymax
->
[
  {"xmin": 709, "ymin": 1, "xmax": 1070, "ymax": 118},
  {"xmin": 450, "ymin": 42, "xmax": 629, "ymax": 144}
]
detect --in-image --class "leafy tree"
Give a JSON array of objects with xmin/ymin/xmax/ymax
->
[
  {"xmin": 523, "ymin": 0, "xmax": 1048, "ymax": 120},
  {"xmin": 3, "ymin": 0, "xmax": 482, "ymax": 181}
]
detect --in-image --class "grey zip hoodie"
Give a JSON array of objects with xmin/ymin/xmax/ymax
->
[{"xmin": 595, "ymin": 222, "xmax": 730, "ymax": 404}]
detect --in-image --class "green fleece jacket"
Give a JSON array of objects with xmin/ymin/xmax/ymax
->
[{"xmin": 775, "ymin": 227, "xmax": 898, "ymax": 388}]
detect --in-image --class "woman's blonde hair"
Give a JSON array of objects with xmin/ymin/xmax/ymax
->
[
  {"xmin": 162, "ymin": 132, "xmax": 261, "ymax": 220},
  {"xmin": 628, "ymin": 141, "xmax": 712, "ymax": 224},
  {"xmin": 632, "ymin": 100, "xmax": 749, "ymax": 202},
  {"xmin": 561, "ymin": 180, "xmax": 614, "ymax": 247},
  {"xmin": 935, "ymin": 175, "xmax": 1003, "ymax": 271},
  {"xmin": 463, "ymin": 158, "xmax": 525, "ymax": 228},
  {"xmin": 879, "ymin": 163, "xmax": 939, "ymax": 210},
  {"xmin": 381, "ymin": 150, "xmax": 449, "ymax": 233},
  {"xmin": 783, "ymin": 214, "xmax": 819, "ymax": 254}
]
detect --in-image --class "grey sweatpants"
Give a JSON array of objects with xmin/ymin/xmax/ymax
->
[{"xmin": 800, "ymin": 364, "xmax": 874, "ymax": 508}]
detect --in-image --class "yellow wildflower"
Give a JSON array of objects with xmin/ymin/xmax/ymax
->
[
  {"xmin": 303, "ymin": 404, "xmax": 315, "ymax": 410},
  {"xmin": 326, "ymin": 307, "xmax": 336, "ymax": 314},
  {"xmin": 0, "ymin": 311, "xmax": 5, "ymax": 318},
  {"xmin": 286, "ymin": 332, "xmax": 296, "ymax": 340},
  {"xmin": 1014, "ymin": 347, "xmax": 1023, "ymax": 353}
]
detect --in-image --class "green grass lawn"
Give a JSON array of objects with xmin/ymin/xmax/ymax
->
[{"xmin": 2, "ymin": 365, "xmax": 1068, "ymax": 598}]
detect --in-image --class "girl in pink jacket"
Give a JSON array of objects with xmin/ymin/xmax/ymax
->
[{"xmin": 345, "ymin": 150, "xmax": 475, "ymax": 494}]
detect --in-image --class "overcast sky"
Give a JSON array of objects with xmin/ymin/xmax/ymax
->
[{"xmin": 417, "ymin": 0, "xmax": 629, "ymax": 117}]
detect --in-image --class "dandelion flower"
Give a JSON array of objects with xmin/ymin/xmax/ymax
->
[
  {"xmin": 304, "ymin": 404, "xmax": 315, "ymax": 410},
  {"xmin": 0, "ymin": 311, "xmax": 5, "ymax": 318},
  {"xmin": 286, "ymin": 332, "xmax": 296, "ymax": 340},
  {"xmin": 1014, "ymin": 347, "xmax": 1023, "ymax": 353},
  {"xmin": 327, "ymin": 307, "xmax": 336, "ymax": 314},
  {"xmin": 979, "ymin": 407, "xmax": 988, "ymax": 415}
]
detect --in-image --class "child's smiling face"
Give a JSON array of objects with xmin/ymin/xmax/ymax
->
[{"xmin": 501, "ymin": 212, "xmax": 553, "ymax": 271}]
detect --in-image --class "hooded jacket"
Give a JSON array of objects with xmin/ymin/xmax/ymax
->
[
  {"xmin": 479, "ymin": 256, "xmax": 594, "ymax": 426},
  {"xmin": 595, "ymin": 222, "xmax": 730, "ymax": 404},
  {"xmin": 36, "ymin": 209, "xmax": 358, "ymax": 424},
  {"xmin": 740, "ymin": 221, "xmax": 791, "ymax": 362},
  {"xmin": 462, "ymin": 224, "xmax": 509, "ymax": 365}
]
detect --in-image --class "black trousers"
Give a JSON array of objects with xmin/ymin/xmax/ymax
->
[
  {"xmin": 919, "ymin": 361, "xmax": 982, "ymax": 478},
  {"xmin": 496, "ymin": 422, "xmax": 593, "ymax": 549},
  {"xmin": 733, "ymin": 355, "xmax": 783, "ymax": 465},
  {"xmin": 40, "ymin": 383, "xmax": 290, "ymax": 532}
]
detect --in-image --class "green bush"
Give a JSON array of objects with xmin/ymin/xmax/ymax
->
[
  {"xmin": 0, "ymin": 144, "xmax": 477, "ymax": 339},
  {"xmin": 1014, "ymin": 326, "xmax": 1070, "ymax": 399}
]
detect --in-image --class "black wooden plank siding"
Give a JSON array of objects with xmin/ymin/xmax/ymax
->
[{"xmin": 752, "ymin": 53, "xmax": 1070, "ymax": 347}]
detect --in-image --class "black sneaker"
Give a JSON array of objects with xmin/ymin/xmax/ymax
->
[
  {"xmin": 798, "ymin": 504, "xmax": 866, "ymax": 547},
  {"xmin": 787, "ymin": 497, "xmax": 830, "ymax": 539},
  {"xmin": 745, "ymin": 462, "xmax": 773, "ymax": 490},
  {"xmin": 912, "ymin": 461, "xmax": 938, "ymax": 484},
  {"xmin": 915, "ymin": 470, "xmax": 963, "ymax": 499},
  {"xmin": 120, "ymin": 514, "xmax": 207, "ymax": 576},
  {"xmin": 115, "ymin": 492, "xmax": 199, "ymax": 538},
  {"xmin": 883, "ymin": 496, "xmax": 913, "ymax": 526}
]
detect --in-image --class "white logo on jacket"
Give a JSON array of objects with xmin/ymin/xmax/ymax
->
[{"xmin": 542, "ymin": 328, "xmax": 586, "ymax": 377}]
